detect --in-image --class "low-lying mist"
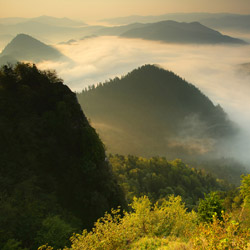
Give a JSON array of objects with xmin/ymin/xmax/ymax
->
[{"xmin": 37, "ymin": 36, "xmax": 250, "ymax": 165}]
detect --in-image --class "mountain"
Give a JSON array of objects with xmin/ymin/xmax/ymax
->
[
  {"xmin": 100, "ymin": 13, "xmax": 226, "ymax": 25},
  {"xmin": 120, "ymin": 21, "xmax": 246, "ymax": 44},
  {"xmin": 0, "ymin": 63, "xmax": 125, "ymax": 249},
  {"xmin": 100, "ymin": 13, "xmax": 250, "ymax": 32},
  {"xmin": 1, "ymin": 15, "xmax": 246, "ymax": 47},
  {"xmin": 77, "ymin": 65, "xmax": 237, "ymax": 159},
  {"xmin": 0, "ymin": 34, "xmax": 65, "ymax": 64},
  {"xmin": 76, "ymin": 20, "xmax": 246, "ymax": 44}
]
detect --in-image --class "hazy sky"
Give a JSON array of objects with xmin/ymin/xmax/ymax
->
[{"xmin": 1, "ymin": 0, "xmax": 250, "ymax": 22}]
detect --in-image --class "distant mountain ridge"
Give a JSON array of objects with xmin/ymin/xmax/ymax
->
[
  {"xmin": 0, "ymin": 15, "xmax": 246, "ymax": 48},
  {"xmin": 0, "ymin": 34, "xmax": 65, "ymax": 65},
  {"xmin": 100, "ymin": 13, "xmax": 232, "ymax": 24},
  {"xmin": 120, "ymin": 20, "xmax": 246, "ymax": 44},
  {"xmin": 100, "ymin": 13, "xmax": 250, "ymax": 32},
  {"xmin": 77, "ymin": 65, "xmax": 237, "ymax": 159},
  {"xmin": 79, "ymin": 20, "xmax": 246, "ymax": 45}
]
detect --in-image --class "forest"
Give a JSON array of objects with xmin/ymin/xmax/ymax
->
[{"xmin": 0, "ymin": 63, "xmax": 250, "ymax": 249}]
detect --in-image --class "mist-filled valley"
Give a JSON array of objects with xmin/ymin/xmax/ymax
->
[
  {"xmin": 32, "ymin": 35, "xmax": 250, "ymax": 165},
  {"xmin": 1, "ymin": 9, "xmax": 250, "ymax": 250}
]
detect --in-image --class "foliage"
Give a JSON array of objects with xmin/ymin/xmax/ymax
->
[
  {"xmin": 40, "ymin": 171, "xmax": 250, "ymax": 250},
  {"xmin": 240, "ymin": 174, "xmax": 250, "ymax": 208},
  {"xmin": 109, "ymin": 154, "xmax": 230, "ymax": 208},
  {"xmin": 129, "ymin": 237, "xmax": 169, "ymax": 250},
  {"xmin": 0, "ymin": 63, "xmax": 125, "ymax": 249},
  {"xmin": 62, "ymin": 196, "xmax": 196, "ymax": 250},
  {"xmin": 198, "ymin": 192, "xmax": 224, "ymax": 222},
  {"xmin": 2, "ymin": 239, "xmax": 28, "ymax": 250},
  {"xmin": 35, "ymin": 216, "xmax": 75, "ymax": 249},
  {"xmin": 191, "ymin": 213, "xmax": 250, "ymax": 249}
]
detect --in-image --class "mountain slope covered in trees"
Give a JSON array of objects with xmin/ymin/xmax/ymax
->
[
  {"xmin": 0, "ymin": 63, "xmax": 125, "ymax": 249},
  {"xmin": 77, "ymin": 65, "xmax": 236, "ymax": 160}
]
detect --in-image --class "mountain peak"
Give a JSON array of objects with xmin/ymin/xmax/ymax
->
[{"xmin": 0, "ymin": 33, "xmax": 64, "ymax": 64}]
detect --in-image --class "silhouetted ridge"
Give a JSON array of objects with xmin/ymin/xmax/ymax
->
[{"xmin": 0, "ymin": 63, "xmax": 124, "ymax": 249}]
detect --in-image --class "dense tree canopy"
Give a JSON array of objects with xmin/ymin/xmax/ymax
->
[
  {"xmin": 109, "ymin": 154, "xmax": 231, "ymax": 209},
  {"xmin": 0, "ymin": 63, "xmax": 125, "ymax": 249}
]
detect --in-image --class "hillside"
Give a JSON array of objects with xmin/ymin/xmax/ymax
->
[
  {"xmin": 120, "ymin": 20, "xmax": 246, "ymax": 44},
  {"xmin": 0, "ymin": 63, "xmax": 125, "ymax": 249},
  {"xmin": 77, "ymin": 65, "xmax": 236, "ymax": 159},
  {"xmin": 0, "ymin": 34, "xmax": 65, "ymax": 64}
]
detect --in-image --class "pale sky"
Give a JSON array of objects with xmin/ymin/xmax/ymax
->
[{"xmin": 1, "ymin": 0, "xmax": 250, "ymax": 22}]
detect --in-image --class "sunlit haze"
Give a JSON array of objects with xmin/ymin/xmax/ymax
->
[{"xmin": 2, "ymin": 0, "xmax": 250, "ymax": 22}]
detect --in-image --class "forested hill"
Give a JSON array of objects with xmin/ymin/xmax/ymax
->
[
  {"xmin": 0, "ymin": 63, "xmax": 125, "ymax": 249},
  {"xmin": 77, "ymin": 64, "xmax": 236, "ymax": 160}
]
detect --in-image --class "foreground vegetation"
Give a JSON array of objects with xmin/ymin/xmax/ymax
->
[{"xmin": 41, "ymin": 174, "xmax": 250, "ymax": 249}]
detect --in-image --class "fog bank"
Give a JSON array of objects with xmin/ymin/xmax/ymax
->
[{"xmin": 37, "ymin": 36, "xmax": 250, "ymax": 163}]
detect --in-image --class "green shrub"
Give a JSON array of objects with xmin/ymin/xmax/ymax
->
[{"xmin": 64, "ymin": 195, "xmax": 196, "ymax": 250}]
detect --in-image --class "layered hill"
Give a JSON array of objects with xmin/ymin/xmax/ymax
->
[
  {"xmin": 0, "ymin": 16, "xmax": 246, "ymax": 46},
  {"xmin": 77, "ymin": 65, "xmax": 236, "ymax": 159},
  {"xmin": 120, "ymin": 21, "xmax": 246, "ymax": 44},
  {"xmin": 0, "ymin": 63, "xmax": 124, "ymax": 249},
  {"xmin": 0, "ymin": 34, "xmax": 65, "ymax": 65}
]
